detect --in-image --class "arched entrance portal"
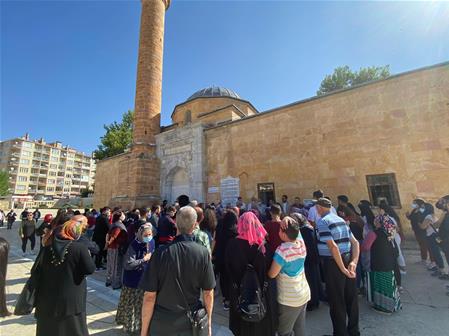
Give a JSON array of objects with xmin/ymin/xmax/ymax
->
[{"xmin": 166, "ymin": 167, "xmax": 190, "ymax": 203}]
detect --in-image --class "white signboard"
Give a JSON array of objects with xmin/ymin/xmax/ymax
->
[
  {"xmin": 220, "ymin": 177, "xmax": 240, "ymax": 206},
  {"xmin": 208, "ymin": 186, "xmax": 219, "ymax": 194}
]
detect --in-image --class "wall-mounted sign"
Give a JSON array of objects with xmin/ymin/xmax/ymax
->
[
  {"xmin": 208, "ymin": 186, "xmax": 219, "ymax": 194},
  {"xmin": 220, "ymin": 176, "xmax": 240, "ymax": 206}
]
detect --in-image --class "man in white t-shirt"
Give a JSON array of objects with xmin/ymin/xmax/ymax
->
[{"xmin": 307, "ymin": 190, "xmax": 337, "ymax": 227}]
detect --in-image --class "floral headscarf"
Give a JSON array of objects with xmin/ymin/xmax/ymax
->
[
  {"xmin": 57, "ymin": 215, "xmax": 88, "ymax": 241},
  {"xmin": 237, "ymin": 212, "xmax": 267, "ymax": 254},
  {"xmin": 374, "ymin": 214, "xmax": 396, "ymax": 241}
]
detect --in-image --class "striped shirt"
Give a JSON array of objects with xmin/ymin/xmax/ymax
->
[
  {"xmin": 316, "ymin": 212, "xmax": 352, "ymax": 257},
  {"xmin": 273, "ymin": 238, "xmax": 311, "ymax": 307}
]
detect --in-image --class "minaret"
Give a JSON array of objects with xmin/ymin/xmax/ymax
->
[{"xmin": 128, "ymin": 0, "xmax": 170, "ymax": 207}]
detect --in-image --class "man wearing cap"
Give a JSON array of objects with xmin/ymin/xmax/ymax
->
[
  {"xmin": 315, "ymin": 198, "xmax": 360, "ymax": 336},
  {"xmin": 307, "ymin": 190, "xmax": 337, "ymax": 227}
]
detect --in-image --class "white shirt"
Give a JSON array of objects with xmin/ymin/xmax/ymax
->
[{"xmin": 307, "ymin": 205, "xmax": 337, "ymax": 223}]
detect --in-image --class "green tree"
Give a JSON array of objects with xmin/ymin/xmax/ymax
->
[
  {"xmin": 317, "ymin": 65, "xmax": 390, "ymax": 96},
  {"xmin": 0, "ymin": 170, "xmax": 9, "ymax": 196},
  {"xmin": 94, "ymin": 110, "xmax": 134, "ymax": 160}
]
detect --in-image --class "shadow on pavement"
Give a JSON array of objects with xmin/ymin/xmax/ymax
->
[
  {"xmin": 0, "ymin": 314, "xmax": 36, "ymax": 326},
  {"xmin": 6, "ymin": 277, "xmax": 28, "ymax": 287}
]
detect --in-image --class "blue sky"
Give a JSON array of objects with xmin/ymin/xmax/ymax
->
[{"xmin": 2, "ymin": 0, "xmax": 449, "ymax": 154}]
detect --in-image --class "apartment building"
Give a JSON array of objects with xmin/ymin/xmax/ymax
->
[{"xmin": 0, "ymin": 134, "xmax": 96, "ymax": 200}]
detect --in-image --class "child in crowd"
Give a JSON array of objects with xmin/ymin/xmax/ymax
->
[{"xmin": 268, "ymin": 216, "xmax": 310, "ymax": 336}]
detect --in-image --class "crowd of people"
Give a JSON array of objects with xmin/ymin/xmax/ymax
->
[{"xmin": 1, "ymin": 191, "xmax": 449, "ymax": 336}]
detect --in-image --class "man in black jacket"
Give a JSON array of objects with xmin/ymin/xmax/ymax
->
[{"xmin": 92, "ymin": 207, "xmax": 111, "ymax": 270}]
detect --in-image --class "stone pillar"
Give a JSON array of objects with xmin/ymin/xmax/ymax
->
[{"xmin": 127, "ymin": 0, "xmax": 170, "ymax": 208}]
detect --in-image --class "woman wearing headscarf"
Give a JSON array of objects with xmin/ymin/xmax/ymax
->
[
  {"xmin": 214, "ymin": 209, "xmax": 239, "ymax": 310},
  {"xmin": 105, "ymin": 211, "xmax": 128, "ymax": 289},
  {"xmin": 361, "ymin": 213, "xmax": 401, "ymax": 314},
  {"xmin": 116, "ymin": 223, "xmax": 154, "ymax": 335},
  {"xmin": 0, "ymin": 237, "xmax": 10, "ymax": 317},
  {"xmin": 225, "ymin": 211, "xmax": 277, "ymax": 336},
  {"xmin": 378, "ymin": 202, "xmax": 405, "ymax": 288},
  {"xmin": 35, "ymin": 215, "xmax": 95, "ymax": 336},
  {"xmin": 290, "ymin": 213, "xmax": 321, "ymax": 311}
]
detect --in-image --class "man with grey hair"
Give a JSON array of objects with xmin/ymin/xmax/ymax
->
[{"xmin": 140, "ymin": 206, "xmax": 215, "ymax": 336}]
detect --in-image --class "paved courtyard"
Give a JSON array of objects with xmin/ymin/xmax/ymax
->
[{"xmin": 1, "ymin": 223, "xmax": 449, "ymax": 335}]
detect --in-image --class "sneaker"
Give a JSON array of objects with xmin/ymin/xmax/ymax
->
[
  {"xmin": 105, "ymin": 282, "xmax": 111, "ymax": 287},
  {"xmin": 398, "ymin": 286, "xmax": 404, "ymax": 293},
  {"xmin": 439, "ymin": 273, "xmax": 449, "ymax": 280},
  {"xmin": 431, "ymin": 270, "xmax": 441, "ymax": 277},
  {"xmin": 427, "ymin": 263, "xmax": 437, "ymax": 270},
  {"xmin": 22, "ymin": 252, "xmax": 27, "ymax": 257},
  {"xmin": 429, "ymin": 266, "xmax": 439, "ymax": 272},
  {"xmin": 223, "ymin": 301, "xmax": 230, "ymax": 311}
]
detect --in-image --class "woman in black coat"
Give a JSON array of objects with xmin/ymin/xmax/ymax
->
[
  {"xmin": 35, "ymin": 215, "xmax": 95, "ymax": 336},
  {"xmin": 214, "ymin": 209, "xmax": 238, "ymax": 309},
  {"xmin": 225, "ymin": 212, "xmax": 277, "ymax": 336}
]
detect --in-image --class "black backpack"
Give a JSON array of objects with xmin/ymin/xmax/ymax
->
[{"xmin": 237, "ymin": 263, "xmax": 267, "ymax": 323}]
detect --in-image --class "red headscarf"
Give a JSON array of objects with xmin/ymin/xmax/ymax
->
[{"xmin": 237, "ymin": 212, "xmax": 267, "ymax": 253}]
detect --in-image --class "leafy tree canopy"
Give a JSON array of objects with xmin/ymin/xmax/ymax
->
[
  {"xmin": 94, "ymin": 110, "xmax": 134, "ymax": 160},
  {"xmin": 0, "ymin": 170, "xmax": 9, "ymax": 196},
  {"xmin": 317, "ymin": 65, "xmax": 390, "ymax": 96}
]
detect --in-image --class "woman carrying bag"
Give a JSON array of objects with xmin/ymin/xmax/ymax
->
[{"xmin": 34, "ymin": 215, "xmax": 95, "ymax": 336}]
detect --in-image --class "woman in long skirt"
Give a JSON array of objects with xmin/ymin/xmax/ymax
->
[
  {"xmin": 362, "ymin": 213, "xmax": 401, "ymax": 313},
  {"xmin": 106, "ymin": 211, "xmax": 128, "ymax": 289},
  {"xmin": 116, "ymin": 224, "xmax": 154, "ymax": 334}
]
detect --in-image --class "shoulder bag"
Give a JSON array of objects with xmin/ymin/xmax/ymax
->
[
  {"xmin": 14, "ymin": 249, "xmax": 44, "ymax": 315},
  {"xmin": 174, "ymin": 254, "xmax": 209, "ymax": 336}
]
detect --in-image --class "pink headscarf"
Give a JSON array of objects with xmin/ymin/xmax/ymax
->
[{"xmin": 237, "ymin": 212, "xmax": 267, "ymax": 253}]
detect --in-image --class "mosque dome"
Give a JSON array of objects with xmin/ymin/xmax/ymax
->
[{"xmin": 187, "ymin": 86, "xmax": 241, "ymax": 101}]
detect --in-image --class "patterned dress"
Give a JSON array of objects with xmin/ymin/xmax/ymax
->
[{"xmin": 116, "ymin": 239, "xmax": 153, "ymax": 334}]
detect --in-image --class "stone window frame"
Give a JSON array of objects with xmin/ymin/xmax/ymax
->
[{"xmin": 366, "ymin": 173, "xmax": 401, "ymax": 208}]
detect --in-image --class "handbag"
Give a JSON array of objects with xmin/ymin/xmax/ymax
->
[
  {"xmin": 174, "ymin": 257, "xmax": 209, "ymax": 336},
  {"xmin": 14, "ymin": 249, "xmax": 44, "ymax": 315}
]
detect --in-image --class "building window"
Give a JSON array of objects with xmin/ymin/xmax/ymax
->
[
  {"xmin": 19, "ymin": 167, "xmax": 29, "ymax": 173},
  {"xmin": 49, "ymin": 171, "xmax": 57, "ymax": 176},
  {"xmin": 51, "ymin": 157, "xmax": 59, "ymax": 162},
  {"xmin": 50, "ymin": 164, "xmax": 58, "ymax": 169},
  {"xmin": 51, "ymin": 149, "xmax": 60, "ymax": 155},
  {"xmin": 18, "ymin": 176, "xmax": 28, "ymax": 182},
  {"xmin": 20, "ymin": 159, "xmax": 30, "ymax": 165},
  {"xmin": 22, "ymin": 150, "xmax": 31, "ymax": 157},
  {"xmin": 257, "ymin": 183, "xmax": 276, "ymax": 206},
  {"xmin": 47, "ymin": 187, "xmax": 55, "ymax": 192},
  {"xmin": 366, "ymin": 173, "xmax": 401, "ymax": 207},
  {"xmin": 16, "ymin": 185, "xmax": 26, "ymax": 191},
  {"xmin": 22, "ymin": 142, "xmax": 33, "ymax": 148},
  {"xmin": 47, "ymin": 179, "xmax": 56, "ymax": 184}
]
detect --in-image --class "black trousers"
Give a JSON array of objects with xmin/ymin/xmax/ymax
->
[
  {"xmin": 323, "ymin": 256, "xmax": 360, "ymax": 336},
  {"xmin": 95, "ymin": 248, "xmax": 107, "ymax": 268},
  {"xmin": 7, "ymin": 220, "xmax": 14, "ymax": 230},
  {"xmin": 22, "ymin": 235, "xmax": 36, "ymax": 253}
]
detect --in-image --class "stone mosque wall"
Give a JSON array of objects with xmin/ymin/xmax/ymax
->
[{"xmin": 205, "ymin": 64, "xmax": 449, "ymax": 224}]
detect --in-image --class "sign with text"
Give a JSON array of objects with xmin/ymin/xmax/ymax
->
[{"xmin": 220, "ymin": 177, "xmax": 240, "ymax": 206}]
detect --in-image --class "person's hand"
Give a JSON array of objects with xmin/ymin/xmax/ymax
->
[
  {"xmin": 348, "ymin": 261, "xmax": 357, "ymax": 274},
  {"xmin": 21, "ymin": 234, "xmax": 24, "ymax": 239},
  {"xmin": 342, "ymin": 268, "xmax": 356, "ymax": 279},
  {"xmin": 143, "ymin": 253, "xmax": 152, "ymax": 262},
  {"xmin": 280, "ymin": 216, "xmax": 294, "ymax": 230}
]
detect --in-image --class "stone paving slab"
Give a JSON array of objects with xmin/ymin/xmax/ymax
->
[{"xmin": 1, "ymin": 226, "xmax": 449, "ymax": 335}]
